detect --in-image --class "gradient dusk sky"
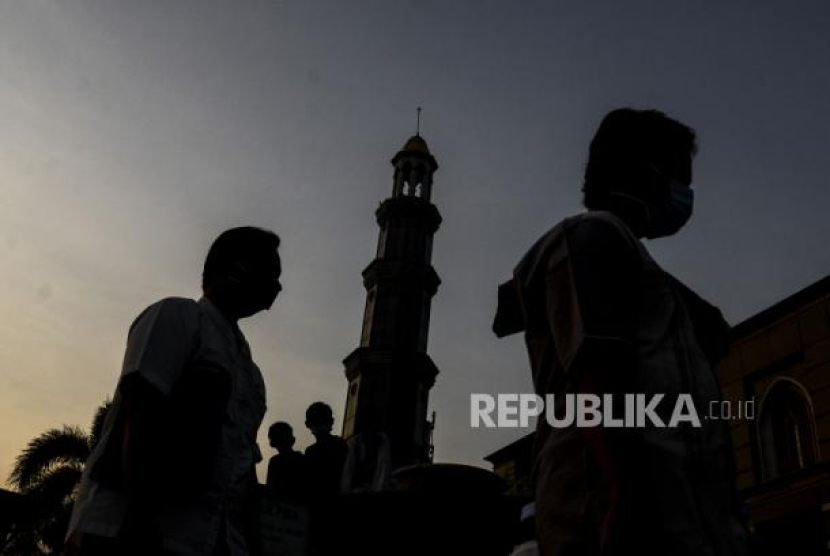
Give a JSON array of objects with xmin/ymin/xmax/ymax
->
[{"xmin": 2, "ymin": 1, "xmax": 830, "ymax": 484}]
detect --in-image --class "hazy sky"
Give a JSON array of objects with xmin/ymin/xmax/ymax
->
[{"xmin": 2, "ymin": 0, "xmax": 830, "ymax": 484}]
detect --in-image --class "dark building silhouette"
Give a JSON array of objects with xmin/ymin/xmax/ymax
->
[
  {"xmin": 720, "ymin": 274, "xmax": 830, "ymax": 556},
  {"xmin": 484, "ymin": 274, "xmax": 830, "ymax": 555},
  {"xmin": 341, "ymin": 133, "xmax": 441, "ymax": 470}
]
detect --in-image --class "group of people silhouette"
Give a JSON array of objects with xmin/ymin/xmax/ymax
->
[{"xmin": 266, "ymin": 402, "xmax": 391, "ymax": 503}]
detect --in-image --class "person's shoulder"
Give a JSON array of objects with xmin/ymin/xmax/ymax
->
[
  {"xmin": 514, "ymin": 213, "xmax": 608, "ymax": 283},
  {"xmin": 138, "ymin": 296, "xmax": 199, "ymax": 315},
  {"xmin": 155, "ymin": 296, "xmax": 200, "ymax": 311},
  {"xmin": 564, "ymin": 210, "xmax": 631, "ymax": 238},
  {"xmin": 562, "ymin": 210, "xmax": 639, "ymax": 253},
  {"xmin": 129, "ymin": 297, "xmax": 201, "ymax": 333},
  {"xmin": 514, "ymin": 218, "xmax": 569, "ymax": 274},
  {"xmin": 529, "ymin": 216, "xmax": 570, "ymax": 248},
  {"xmin": 321, "ymin": 435, "xmax": 348, "ymax": 455}
]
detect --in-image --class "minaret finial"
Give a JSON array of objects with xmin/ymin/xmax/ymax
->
[{"xmin": 416, "ymin": 107, "xmax": 422, "ymax": 136}]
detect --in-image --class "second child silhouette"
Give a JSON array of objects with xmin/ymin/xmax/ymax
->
[
  {"xmin": 303, "ymin": 402, "xmax": 347, "ymax": 501},
  {"xmin": 266, "ymin": 421, "xmax": 305, "ymax": 502}
]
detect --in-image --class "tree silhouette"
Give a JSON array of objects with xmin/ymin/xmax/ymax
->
[{"xmin": 4, "ymin": 401, "xmax": 111, "ymax": 555}]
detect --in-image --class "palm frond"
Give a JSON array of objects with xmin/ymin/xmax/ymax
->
[
  {"xmin": 89, "ymin": 399, "xmax": 113, "ymax": 450},
  {"xmin": 9, "ymin": 426, "xmax": 90, "ymax": 491},
  {"xmin": 25, "ymin": 465, "xmax": 83, "ymax": 509}
]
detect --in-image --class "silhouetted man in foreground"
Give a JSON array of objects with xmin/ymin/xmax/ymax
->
[
  {"xmin": 494, "ymin": 109, "xmax": 747, "ymax": 555},
  {"xmin": 66, "ymin": 226, "xmax": 282, "ymax": 556},
  {"xmin": 266, "ymin": 422, "xmax": 305, "ymax": 502},
  {"xmin": 303, "ymin": 402, "xmax": 347, "ymax": 501}
]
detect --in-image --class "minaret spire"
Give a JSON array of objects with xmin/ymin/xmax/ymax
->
[{"xmin": 416, "ymin": 107, "xmax": 422, "ymax": 137}]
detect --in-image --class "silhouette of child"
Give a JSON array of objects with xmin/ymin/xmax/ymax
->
[
  {"xmin": 303, "ymin": 402, "xmax": 347, "ymax": 500},
  {"xmin": 265, "ymin": 422, "xmax": 305, "ymax": 502}
]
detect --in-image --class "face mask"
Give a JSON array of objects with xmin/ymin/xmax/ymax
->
[
  {"xmin": 646, "ymin": 179, "xmax": 694, "ymax": 238},
  {"xmin": 227, "ymin": 260, "xmax": 282, "ymax": 312},
  {"xmin": 608, "ymin": 163, "xmax": 694, "ymax": 238}
]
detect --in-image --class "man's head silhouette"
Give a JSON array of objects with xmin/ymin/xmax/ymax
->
[
  {"xmin": 305, "ymin": 402, "xmax": 335, "ymax": 438},
  {"xmin": 582, "ymin": 108, "xmax": 697, "ymax": 238},
  {"xmin": 202, "ymin": 226, "xmax": 282, "ymax": 319},
  {"xmin": 268, "ymin": 421, "xmax": 295, "ymax": 452}
]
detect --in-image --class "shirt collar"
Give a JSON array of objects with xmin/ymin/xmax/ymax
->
[
  {"xmin": 199, "ymin": 297, "xmax": 251, "ymax": 359},
  {"xmin": 199, "ymin": 296, "xmax": 232, "ymax": 326}
]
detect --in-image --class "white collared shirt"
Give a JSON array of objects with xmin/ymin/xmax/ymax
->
[{"xmin": 67, "ymin": 297, "xmax": 267, "ymax": 556}]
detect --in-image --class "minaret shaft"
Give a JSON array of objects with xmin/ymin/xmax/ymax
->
[{"xmin": 342, "ymin": 135, "xmax": 441, "ymax": 470}]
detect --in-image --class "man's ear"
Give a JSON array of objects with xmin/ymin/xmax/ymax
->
[{"xmin": 493, "ymin": 279, "xmax": 526, "ymax": 338}]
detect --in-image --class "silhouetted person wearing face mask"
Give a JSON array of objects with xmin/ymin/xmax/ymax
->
[
  {"xmin": 65, "ymin": 226, "xmax": 282, "ymax": 556},
  {"xmin": 303, "ymin": 402, "xmax": 348, "ymax": 501},
  {"xmin": 494, "ymin": 109, "xmax": 747, "ymax": 556},
  {"xmin": 266, "ymin": 422, "xmax": 305, "ymax": 502}
]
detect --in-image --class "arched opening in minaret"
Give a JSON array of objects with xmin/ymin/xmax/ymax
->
[
  {"xmin": 400, "ymin": 163, "xmax": 426, "ymax": 198},
  {"xmin": 403, "ymin": 180, "xmax": 423, "ymax": 197}
]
